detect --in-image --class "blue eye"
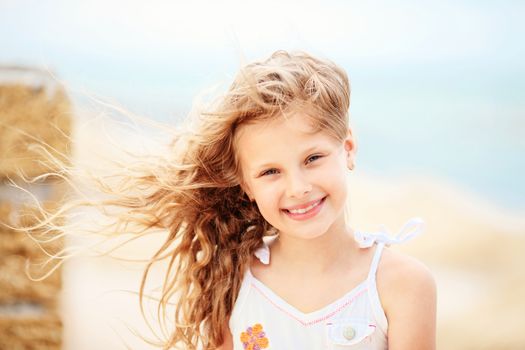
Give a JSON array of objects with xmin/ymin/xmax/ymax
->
[
  {"xmin": 261, "ymin": 168, "xmax": 279, "ymax": 176},
  {"xmin": 306, "ymin": 154, "xmax": 322, "ymax": 164}
]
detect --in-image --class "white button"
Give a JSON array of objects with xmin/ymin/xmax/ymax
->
[{"xmin": 343, "ymin": 326, "xmax": 355, "ymax": 340}]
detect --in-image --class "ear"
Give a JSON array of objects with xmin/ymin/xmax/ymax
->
[{"xmin": 344, "ymin": 127, "xmax": 357, "ymax": 170}]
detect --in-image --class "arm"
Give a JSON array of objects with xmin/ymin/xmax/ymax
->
[
  {"xmin": 216, "ymin": 320, "xmax": 234, "ymax": 350},
  {"xmin": 378, "ymin": 250, "xmax": 437, "ymax": 350}
]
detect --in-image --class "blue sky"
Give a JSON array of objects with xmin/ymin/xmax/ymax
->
[{"xmin": 2, "ymin": 1, "xmax": 522, "ymax": 74}]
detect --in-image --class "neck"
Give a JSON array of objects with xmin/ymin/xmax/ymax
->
[{"xmin": 270, "ymin": 221, "xmax": 358, "ymax": 275}]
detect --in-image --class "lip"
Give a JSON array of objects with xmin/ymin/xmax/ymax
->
[
  {"xmin": 283, "ymin": 197, "xmax": 325, "ymax": 211},
  {"xmin": 281, "ymin": 196, "xmax": 326, "ymax": 221}
]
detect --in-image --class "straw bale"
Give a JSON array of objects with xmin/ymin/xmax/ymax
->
[
  {"xmin": 0, "ymin": 82, "xmax": 73, "ymax": 179},
  {"xmin": 0, "ymin": 67, "xmax": 71, "ymax": 349},
  {"xmin": 0, "ymin": 314, "xmax": 62, "ymax": 350},
  {"xmin": 0, "ymin": 202, "xmax": 62, "ymax": 306},
  {"xmin": 0, "ymin": 255, "xmax": 61, "ymax": 307}
]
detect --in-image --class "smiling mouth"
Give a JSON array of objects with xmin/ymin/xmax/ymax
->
[{"xmin": 282, "ymin": 197, "xmax": 326, "ymax": 215}]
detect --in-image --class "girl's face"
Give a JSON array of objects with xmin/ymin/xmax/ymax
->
[{"xmin": 236, "ymin": 111, "xmax": 356, "ymax": 241}]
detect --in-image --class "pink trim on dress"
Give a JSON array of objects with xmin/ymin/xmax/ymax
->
[{"xmin": 251, "ymin": 283, "xmax": 368, "ymax": 327}]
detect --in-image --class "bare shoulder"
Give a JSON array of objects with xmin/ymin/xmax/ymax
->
[
  {"xmin": 377, "ymin": 246, "xmax": 436, "ymax": 298},
  {"xmin": 376, "ymin": 247, "xmax": 437, "ymax": 349}
]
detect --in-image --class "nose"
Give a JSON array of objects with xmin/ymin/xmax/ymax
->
[{"xmin": 285, "ymin": 169, "xmax": 312, "ymax": 198}]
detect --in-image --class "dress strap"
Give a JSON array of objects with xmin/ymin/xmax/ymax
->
[
  {"xmin": 354, "ymin": 217, "xmax": 425, "ymax": 249},
  {"xmin": 367, "ymin": 242, "xmax": 386, "ymax": 283},
  {"xmin": 359, "ymin": 217, "xmax": 425, "ymax": 283}
]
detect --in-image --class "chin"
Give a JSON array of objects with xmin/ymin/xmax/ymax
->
[{"xmin": 282, "ymin": 225, "xmax": 332, "ymax": 241}]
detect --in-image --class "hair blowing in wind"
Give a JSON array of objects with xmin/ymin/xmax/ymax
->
[{"xmin": 17, "ymin": 50, "xmax": 351, "ymax": 349}]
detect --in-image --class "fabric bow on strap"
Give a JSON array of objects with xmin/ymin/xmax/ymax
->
[
  {"xmin": 353, "ymin": 217, "xmax": 425, "ymax": 248},
  {"xmin": 254, "ymin": 235, "xmax": 278, "ymax": 265},
  {"xmin": 254, "ymin": 218, "xmax": 425, "ymax": 263}
]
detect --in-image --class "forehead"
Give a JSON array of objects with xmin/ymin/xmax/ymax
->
[
  {"xmin": 236, "ymin": 113, "xmax": 313, "ymax": 148},
  {"xmin": 242, "ymin": 112, "xmax": 317, "ymax": 136},
  {"xmin": 235, "ymin": 112, "xmax": 336, "ymax": 167}
]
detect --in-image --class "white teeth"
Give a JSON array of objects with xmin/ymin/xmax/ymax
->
[{"xmin": 288, "ymin": 199, "xmax": 321, "ymax": 214}]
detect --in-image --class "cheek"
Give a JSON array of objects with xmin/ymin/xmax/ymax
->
[
  {"xmin": 321, "ymin": 158, "xmax": 349, "ymax": 197},
  {"xmin": 252, "ymin": 184, "xmax": 282, "ymax": 213},
  {"xmin": 256, "ymin": 187, "xmax": 277, "ymax": 205}
]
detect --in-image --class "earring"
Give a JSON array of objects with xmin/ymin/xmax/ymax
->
[
  {"xmin": 348, "ymin": 158, "xmax": 355, "ymax": 171},
  {"xmin": 347, "ymin": 151, "xmax": 355, "ymax": 171}
]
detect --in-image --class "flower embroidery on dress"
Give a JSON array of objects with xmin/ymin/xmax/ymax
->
[{"xmin": 240, "ymin": 323, "xmax": 269, "ymax": 350}]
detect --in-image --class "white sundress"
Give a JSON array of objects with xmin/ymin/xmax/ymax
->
[{"xmin": 229, "ymin": 218, "xmax": 425, "ymax": 350}]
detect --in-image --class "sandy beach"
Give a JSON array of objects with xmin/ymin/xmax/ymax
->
[{"xmin": 59, "ymin": 117, "xmax": 525, "ymax": 350}]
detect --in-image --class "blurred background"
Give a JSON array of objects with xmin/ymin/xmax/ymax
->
[{"xmin": 0, "ymin": 0, "xmax": 524, "ymax": 349}]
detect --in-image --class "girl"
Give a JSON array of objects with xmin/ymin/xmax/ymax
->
[
  {"xmin": 20, "ymin": 50, "xmax": 436, "ymax": 349},
  {"xmin": 207, "ymin": 51, "xmax": 436, "ymax": 349}
]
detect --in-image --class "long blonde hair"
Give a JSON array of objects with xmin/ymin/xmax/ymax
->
[{"xmin": 17, "ymin": 50, "xmax": 351, "ymax": 349}]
